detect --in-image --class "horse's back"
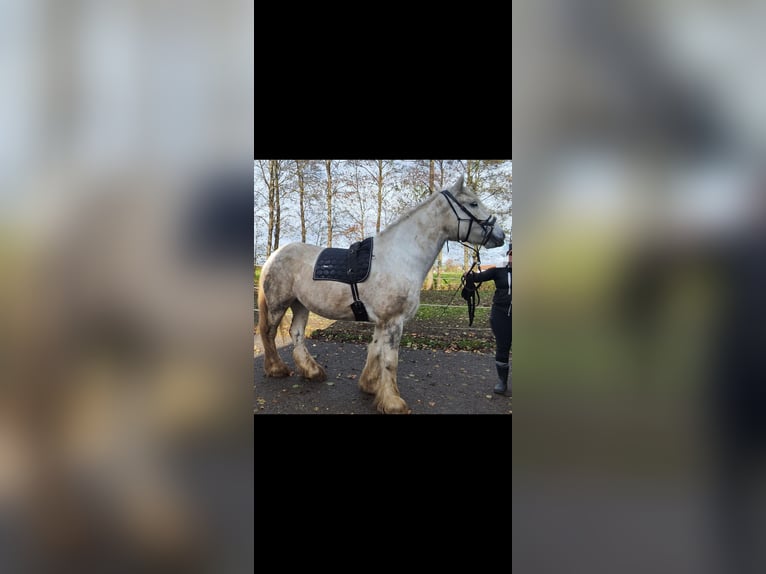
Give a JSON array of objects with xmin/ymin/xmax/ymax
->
[
  {"xmin": 260, "ymin": 242, "xmax": 322, "ymax": 291},
  {"xmin": 263, "ymin": 242, "xmax": 322, "ymax": 271},
  {"xmin": 263, "ymin": 242, "xmax": 365, "ymax": 321}
]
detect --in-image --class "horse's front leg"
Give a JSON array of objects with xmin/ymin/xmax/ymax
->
[{"xmin": 363, "ymin": 321, "xmax": 410, "ymax": 414}]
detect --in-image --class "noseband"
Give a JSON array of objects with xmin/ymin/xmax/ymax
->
[{"xmin": 440, "ymin": 189, "xmax": 497, "ymax": 246}]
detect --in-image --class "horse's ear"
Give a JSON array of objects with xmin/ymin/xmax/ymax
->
[{"xmin": 453, "ymin": 175, "xmax": 465, "ymax": 193}]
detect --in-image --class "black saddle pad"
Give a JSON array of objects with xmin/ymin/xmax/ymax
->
[{"xmin": 313, "ymin": 237, "xmax": 374, "ymax": 283}]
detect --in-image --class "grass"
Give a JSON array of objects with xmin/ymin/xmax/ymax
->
[
  {"xmin": 430, "ymin": 271, "xmax": 464, "ymax": 290},
  {"xmin": 313, "ymin": 324, "xmax": 494, "ymax": 353},
  {"xmin": 305, "ymin": 300, "xmax": 494, "ymax": 353},
  {"xmin": 416, "ymin": 304, "xmax": 490, "ymax": 321}
]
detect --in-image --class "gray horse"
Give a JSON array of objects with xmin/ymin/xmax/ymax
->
[{"xmin": 257, "ymin": 176, "xmax": 506, "ymax": 413}]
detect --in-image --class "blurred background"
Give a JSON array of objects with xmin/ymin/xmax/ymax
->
[
  {"xmin": 0, "ymin": 1, "xmax": 253, "ymax": 572},
  {"xmin": 8, "ymin": 0, "xmax": 766, "ymax": 570},
  {"xmin": 514, "ymin": 1, "xmax": 766, "ymax": 573}
]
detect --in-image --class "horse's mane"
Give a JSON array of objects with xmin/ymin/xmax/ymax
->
[{"xmin": 379, "ymin": 191, "xmax": 442, "ymax": 237}]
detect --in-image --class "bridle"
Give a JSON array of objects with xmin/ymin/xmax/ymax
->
[
  {"xmin": 440, "ymin": 189, "xmax": 497, "ymax": 247},
  {"xmin": 440, "ymin": 188, "xmax": 499, "ymax": 326}
]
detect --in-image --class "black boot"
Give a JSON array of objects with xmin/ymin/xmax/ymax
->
[{"xmin": 494, "ymin": 362, "xmax": 509, "ymax": 394}]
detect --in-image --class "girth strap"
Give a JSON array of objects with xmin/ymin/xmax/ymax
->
[{"xmin": 349, "ymin": 283, "xmax": 369, "ymax": 322}]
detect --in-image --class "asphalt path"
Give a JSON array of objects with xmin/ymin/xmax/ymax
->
[{"xmin": 254, "ymin": 339, "xmax": 512, "ymax": 415}]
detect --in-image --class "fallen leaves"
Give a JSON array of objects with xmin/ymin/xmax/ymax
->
[{"xmin": 308, "ymin": 315, "xmax": 494, "ymax": 353}]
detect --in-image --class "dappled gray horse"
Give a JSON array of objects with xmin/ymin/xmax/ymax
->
[{"xmin": 257, "ymin": 176, "xmax": 506, "ymax": 413}]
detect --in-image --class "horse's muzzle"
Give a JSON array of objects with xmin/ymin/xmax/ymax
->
[{"xmin": 485, "ymin": 227, "xmax": 506, "ymax": 249}]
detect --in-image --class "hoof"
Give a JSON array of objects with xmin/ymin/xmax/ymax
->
[
  {"xmin": 265, "ymin": 363, "xmax": 291, "ymax": 378},
  {"xmin": 377, "ymin": 396, "xmax": 411, "ymax": 414},
  {"xmin": 301, "ymin": 365, "xmax": 327, "ymax": 382},
  {"xmin": 358, "ymin": 377, "xmax": 377, "ymax": 395}
]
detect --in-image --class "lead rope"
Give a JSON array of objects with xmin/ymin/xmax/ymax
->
[{"xmin": 456, "ymin": 244, "xmax": 483, "ymax": 326}]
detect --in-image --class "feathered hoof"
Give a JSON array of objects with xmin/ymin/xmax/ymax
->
[
  {"xmin": 358, "ymin": 377, "xmax": 377, "ymax": 395},
  {"xmin": 377, "ymin": 396, "xmax": 411, "ymax": 414}
]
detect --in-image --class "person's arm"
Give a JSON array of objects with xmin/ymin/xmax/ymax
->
[{"xmin": 466, "ymin": 266, "xmax": 497, "ymax": 283}]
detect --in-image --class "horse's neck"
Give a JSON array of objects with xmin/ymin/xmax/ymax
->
[{"xmin": 377, "ymin": 196, "xmax": 449, "ymax": 282}]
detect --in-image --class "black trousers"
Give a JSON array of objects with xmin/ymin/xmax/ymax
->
[{"xmin": 490, "ymin": 304, "xmax": 512, "ymax": 364}]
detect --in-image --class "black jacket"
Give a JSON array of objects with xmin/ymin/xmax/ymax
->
[{"xmin": 469, "ymin": 265, "xmax": 512, "ymax": 309}]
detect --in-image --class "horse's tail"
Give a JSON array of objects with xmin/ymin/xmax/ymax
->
[{"xmin": 257, "ymin": 270, "xmax": 270, "ymax": 339}]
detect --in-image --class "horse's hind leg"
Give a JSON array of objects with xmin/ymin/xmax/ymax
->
[
  {"xmin": 258, "ymin": 288, "xmax": 291, "ymax": 378},
  {"xmin": 359, "ymin": 337, "xmax": 381, "ymax": 395},
  {"xmin": 289, "ymin": 301, "xmax": 326, "ymax": 382}
]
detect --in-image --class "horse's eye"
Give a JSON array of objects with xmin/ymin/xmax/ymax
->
[{"xmin": 470, "ymin": 202, "xmax": 478, "ymax": 207}]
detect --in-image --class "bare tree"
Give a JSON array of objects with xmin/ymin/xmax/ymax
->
[
  {"xmin": 463, "ymin": 160, "xmax": 481, "ymax": 269},
  {"xmin": 430, "ymin": 160, "xmax": 442, "ymax": 289},
  {"xmin": 374, "ymin": 160, "xmax": 387, "ymax": 234},
  {"xmin": 336, "ymin": 160, "xmax": 372, "ymax": 242},
  {"xmin": 429, "ymin": 159, "xmax": 435, "ymax": 192},
  {"xmin": 262, "ymin": 160, "xmax": 285, "ymax": 255},
  {"xmin": 399, "ymin": 160, "xmax": 432, "ymax": 200},
  {"xmin": 325, "ymin": 160, "xmax": 334, "ymax": 247},
  {"xmin": 254, "ymin": 160, "xmax": 279, "ymax": 259},
  {"xmin": 295, "ymin": 160, "xmax": 307, "ymax": 243},
  {"xmin": 254, "ymin": 159, "xmax": 295, "ymax": 258},
  {"xmin": 304, "ymin": 160, "xmax": 328, "ymax": 245},
  {"xmin": 254, "ymin": 161, "xmax": 268, "ymax": 264},
  {"xmin": 356, "ymin": 160, "xmax": 396, "ymax": 234},
  {"xmin": 421, "ymin": 160, "xmax": 463, "ymax": 288},
  {"xmin": 254, "ymin": 159, "xmax": 511, "ymax": 275}
]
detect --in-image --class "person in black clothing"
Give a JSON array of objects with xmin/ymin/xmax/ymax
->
[{"xmin": 465, "ymin": 243, "xmax": 512, "ymax": 395}]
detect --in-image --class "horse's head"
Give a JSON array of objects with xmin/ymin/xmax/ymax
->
[{"xmin": 441, "ymin": 175, "xmax": 506, "ymax": 248}]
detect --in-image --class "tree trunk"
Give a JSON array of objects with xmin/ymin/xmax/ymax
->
[
  {"xmin": 436, "ymin": 161, "xmax": 445, "ymax": 288},
  {"xmin": 325, "ymin": 160, "xmax": 333, "ymax": 247},
  {"xmin": 427, "ymin": 160, "xmax": 437, "ymax": 289},
  {"xmin": 463, "ymin": 161, "xmax": 481, "ymax": 269},
  {"xmin": 376, "ymin": 160, "xmax": 383, "ymax": 233},
  {"xmin": 274, "ymin": 165, "xmax": 281, "ymax": 251},
  {"xmin": 357, "ymin": 177, "xmax": 365, "ymax": 241},
  {"xmin": 266, "ymin": 160, "xmax": 277, "ymax": 256},
  {"xmin": 296, "ymin": 160, "xmax": 306, "ymax": 242},
  {"xmin": 429, "ymin": 160, "xmax": 435, "ymax": 192}
]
